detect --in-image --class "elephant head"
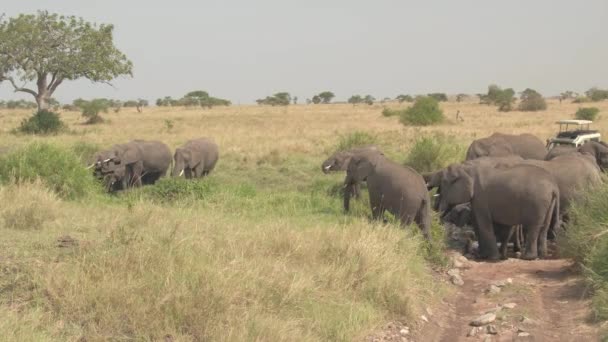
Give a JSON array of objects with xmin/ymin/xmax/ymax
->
[
  {"xmin": 443, "ymin": 202, "xmax": 472, "ymax": 227},
  {"xmin": 437, "ymin": 164, "xmax": 474, "ymax": 216},
  {"xmin": 579, "ymin": 141, "xmax": 608, "ymax": 170},
  {"xmin": 344, "ymin": 152, "xmax": 382, "ymax": 185},
  {"xmin": 172, "ymin": 147, "xmax": 196, "ymax": 177},
  {"xmin": 321, "ymin": 151, "xmax": 354, "ymax": 174}
]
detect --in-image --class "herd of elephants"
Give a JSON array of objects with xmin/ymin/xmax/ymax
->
[{"xmin": 90, "ymin": 133, "xmax": 608, "ymax": 261}]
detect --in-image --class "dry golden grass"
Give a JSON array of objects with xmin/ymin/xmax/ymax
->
[{"xmin": 0, "ymin": 98, "xmax": 607, "ymax": 341}]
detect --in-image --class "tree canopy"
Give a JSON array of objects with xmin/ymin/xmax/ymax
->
[{"xmin": 0, "ymin": 11, "xmax": 133, "ymax": 110}]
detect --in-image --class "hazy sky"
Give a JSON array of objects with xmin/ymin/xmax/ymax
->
[{"xmin": 1, "ymin": 0, "xmax": 608, "ymax": 104}]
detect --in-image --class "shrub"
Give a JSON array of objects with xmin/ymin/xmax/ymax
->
[
  {"xmin": 483, "ymin": 84, "xmax": 516, "ymax": 111},
  {"xmin": 17, "ymin": 110, "xmax": 66, "ymax": 135},
  {"xmin": 71, "ymin": 142, "xmax": 101, "ymax": 165},
  {"xmin": 586, "ymin": 88, "xmax": 608, "ymax": 102},
  {"xmin": 0, "ymin": 143, "xmax": 101, "ymax": 199},
  {"xmin": 137, "ymin": 178, "xmax": 218, "ymax": 203},
  {"xmin": 560, "ymin": 183, "xmax": 608, "ymax": 320},
  {"xmin": 381, "ymin": 108, "xmax": 404, "ymax": 117},
  {"xmin": 573, "ymin": 96, "xmax": 592, "ymax": 104},
  {"xmin": 335, "ymin": 131, "xmax": 377, "ymax": 151},
  {"xmin": 80, "ymin": 99, "xmax": 109, "ymax": 124},
  {"xmin": 575, "ymin": 107, "xmax": 600, "ymax": 121},
  {"xmin": 256, "ymin": 92, "xmax": 291, "ymax": 106},
  {"xmin": 404, "ymin": 133, "xmax": 466, "ymax": 173},
  {"xmin": 399, "ymin": 96, "xmax": 444, "ymax": 126},
  {"xmin": 348, "ymin": 95, "xmax": 363, "ymax": 105},
  {"xmin": 518, "ymin": 88, "xmax": 547, "ymax": 111}
]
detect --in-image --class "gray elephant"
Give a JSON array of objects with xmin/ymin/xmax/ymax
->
[
  {"xmin": 172, "ymin": 138, "xmax": 219, "ymax": 179},
  {"xmin": 438, "ymin": 163, "xmax": 560, "ymax": 260},
  {"xmin": 321, "ymin": 145, "xmax": 382, "ymax": 212},
  {"xmin": 544, "ymin": 145, "xmax": 577, "ymax": 160},
  {"xmin": 465, "ymin": 133, "xmax": 547, "ymax": 160},
  {"xmin": 423, "ymin": 155, "xmax": 524, "ymax": 211},
  {"xmin": 578, "ymin": 141, "xmax": 608, "ymax": 170},
  {"xmin": 93, "ymin": 140, "xmax": 172, "ymax": 191},
  {"xmin": 345, "ymin": 151, "xmax": 431, "ymax": 239}
]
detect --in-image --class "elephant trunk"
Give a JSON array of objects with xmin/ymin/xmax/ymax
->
[{"xmin": 172, "ymin": 159, "xmax": 185, "ymax": 177}]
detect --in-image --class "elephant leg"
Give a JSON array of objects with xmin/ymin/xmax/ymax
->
[
  {"xmin": 352, "ymin": 182, "xmax": 361, "ymax": 199},
  {"xmin": 522, "ymin": 224, "xmax": 540, "ymax": 260},
  {"xmin": 369, "ymin": 192, "xmax": 384, "ymax": 221},
  {"xmin": 343, "ymin": 183, "xmax": 353, "ymax": 213},
  {"xmin": 538, "ymin": 199, "xmax": 557, "ymax": 258},
  {"xmin": 495, "ymin": 223, "xmax": 514, "ymax": 260},
  {"xmin": 194, "ymin": 165, "xmax": 205, "ymax": 178},
  {"xmin": 414, "ymin": 198, "xmax": 432, "ymax": 240},
  {"xmin": 513, "ymin": 225, "xmax": 523, "ymax": 253},
  {"xmin": 184, "ymin": 168, "xmax": 193, "ymax": 179},
  {"xmin": 474, "ymin": 212, "xmax": 500, "ymax": 260}
]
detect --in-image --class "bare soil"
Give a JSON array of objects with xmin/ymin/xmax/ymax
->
[{"xmin": 418, "ymin": 257, "xmax": 600, "ymax": 342}]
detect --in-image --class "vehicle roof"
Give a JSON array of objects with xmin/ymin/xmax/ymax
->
[{"xmin": 556, "ymin": 119, "xmax": 593, "ymax": 125}]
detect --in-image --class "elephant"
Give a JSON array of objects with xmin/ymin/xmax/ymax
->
[
  {"xmin": 321, "ymin": 146, "xmax": 383, "ymax": 212},
  {"xmin": 578, "ymin": 141, "xmax": 608, "ymax": 170},
  {"xmin": 172, "ymin": 138, "xmax": 219, "ymax": 179},
  {"xmin": 344, "ymin": 151, "xmax": 431, "ymax": 239},
  {"xmin": 545, "ymin": 145, "xmax": 577, "ymax": 161},
  {"xmin": 465, "ymin": 133, "xmax": 547, "ymax": 161},
  {"xmin": 438, "ymin": 163, "xmax": 560, "ymax": 260},
  {"xmin": 92, "ymin": 140, "xmax": 172, "ymax": 191},
  {"xmin": 423, "ymin": 155, "xmax": 524, "ymax": 212}
]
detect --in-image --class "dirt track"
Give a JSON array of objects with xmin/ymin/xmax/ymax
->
[
  {"xmin": 365, "ymin": 255, "xmax": 602, "ymax": 342},
  {"xmin": 415, "ymin": 257, "xmax": 600, "ymax": 342}
]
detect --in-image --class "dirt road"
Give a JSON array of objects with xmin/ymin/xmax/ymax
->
[{"xmin": 368, "ymin": 256, "xmax": 601, "ymax": 342}]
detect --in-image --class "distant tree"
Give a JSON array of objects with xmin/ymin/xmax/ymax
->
[
  {"xmin": 585, "ymin": 87, "xmax": 608, "ymax": 102},
  {"xmin": 123, "ymin": 100, "xmax": 139, "ymax": 108},
  {"xmin": 80, "ymin": 99, "xmax": 110, "ymax": 124},
  {"xmin": 399, "ymin": 96, "xmax": 444, "ymax": 126},
  {"xmin": 305, "ymin": 98, "xmax": 312, "ymax": 105},
  {"xmin": 427, "ymin": 93, "xmax": 448, "ymax": 102},
  {"xmin": 483, "ymin": 85, "xmax": 515, "ymax": 111},
  {"xmin": 518, "ymin": 88, "xmax": 547, "ymax": 111},
  {"xmin": 0, "ymin": 11, "xmax": 132, "ymax": 111},
  {"xmin": 5, "ymin": 99, "xmax": 37, "ymax": 109},
  {"xmin": 48, "ymin": 97, "xmax": 61, "ymax": 110},
  {"xmin": 293, "ymin": 96, "xmax": 298, "ymax": 105},
  {"xmin": 456, "ymin": 94, "xmax": 468, "ymax": 102},
  {"xmin": 560, "ymin": 91, "xmax": 575, "ymax": 103},
  {"xmin": 396, "ymin": 94, "xmax": 414, "ymax": 103},
  {"xmin": 317, "ymin": 91, "xmax": 335, "ymax": 104},
  {"xmin": 348, "ymin": 95, "xmax": 363, "ymax": 106},
  {"xmin": 364, "ymin": 95, "xmax": 375, "ymax": 105},
  {"xmin": 477, "ymin": 93, "xmax": 491, "ymax": 105},
  {"xmin": 256, "ymin": 92, "xmax": 291, "ymax": 106},
  {"xmin": 136, "ymin": 98, "xmax": 148, "ymax": 113},
  {"xmin": 312, "ymin": 95, "xmax": 321, "ymax": 104}
]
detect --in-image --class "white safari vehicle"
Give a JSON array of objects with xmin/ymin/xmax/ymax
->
[{"xmin": 546, "ymin": 119, "xmax": 601, "ymax": 149}]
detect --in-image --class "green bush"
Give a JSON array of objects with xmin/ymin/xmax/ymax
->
[
  {"xmin": 381, "ymin": 108, "xmax": 404, "ymax": 117},
  {"xmin": 518, "ymin": 88, "xmax": 547, "ymax": 111},
  {"xmin": 404, "ymin": 133, "xmax": 466, "ymax": 172},
  {"xmin": 17, "ymin": 110, "xmax": 66, "ymax": 135},
  {"xmin": 335, "ymin": 131, "xmax": 377, "ymax": 151},
  {"xmin": 137, "ymin": 177, "xmax": 218, "ymax": 203},
  {"xmin": 0, "ymin": 143, "xmax": 101, "ymax": 199},
  {"xmin": 560, "ymin": 182, "xmax": 608, "ymax": 320},
  {"xmin": 586, "ymin": 88, "xmax": 608, "ymax": 102},
  {"xmin": 575, "ymin": 107, "xmax": 600, "ymax": 121},
  {"xmin": 573, "ymin": 96, "xmax": 592, "ymax": 104},
  {"xmin": 399, "ymin": 96, "xmax": 444, "ymax": 126}
]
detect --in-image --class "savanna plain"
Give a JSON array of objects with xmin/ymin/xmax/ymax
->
[{"xmin": 1, "ymin": 99, "xmax": 608, "ymax": 341}]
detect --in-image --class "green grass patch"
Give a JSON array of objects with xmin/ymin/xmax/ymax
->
[
  {"xmin": 0, "ymin": 143, "xmax": 102, "ymax": 200},
  {"xmin": 335, "ymin": 131, "xmax": 377, "ymax": 151},
  {"xmin": 404, "ymin": 133, "xmax": 466, "ymax": 173}
]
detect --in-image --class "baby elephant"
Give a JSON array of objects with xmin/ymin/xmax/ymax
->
[
  {"xmin": 172, "ymin": 138, "xmax": 219, "ymax": 179},
  {"xmin": 345, "ymin": 151, "xmax": 431, "ymax": 239}
]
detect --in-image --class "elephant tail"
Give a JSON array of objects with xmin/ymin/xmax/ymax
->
[{"xmin": 548, "ymin": 190, "xmax": 561, "ymax": 239}]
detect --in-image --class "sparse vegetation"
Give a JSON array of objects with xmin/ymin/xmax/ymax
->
[
  {"xmin": 575, "ymin": 107, "xmax": 600, "ymax": 121},
  {"xmin": 80, "ymin": 99, "xmax": 110, "ymax": 124},
  {"xmin": 313, "ymin": 91, "xmax": 335, "ymax": 104},
  {"xmin": 382, "ymin": 108, "xmax": 404, "ymax": 117},
  {"xmin": 404, "ymin": 133, "xmax": 466, "ymax": 173},
  {"xmin": 399, "ymin": 96, "xmax": 444, "ymax": 126},
  {"xmin": 348, "ymin": 95, "xmax": 363, "ymax": 106},
  {"xmin": 335, "ymin": 131, "xmax": 377, "ymax": 151},
  {"xmin": 560, "ymin": 183, "xmax": 608, "ymax": 320},
  {"xmin": 518, "ymin": 88, "xmax": 547, "ymax": 111},
  {"xmin": 586, "ymin": 88, "xmax": 608, "ymax": 102},
  {"xmin": 17, "ymin": 109, "xmax": 66, "ymax": 135},
  {"xmin": 484, "ymin": 84, "xmax": 516, "ymax": 112},
  {"xmin": 427, "ymin": 93, "xmax": 448, "ymax": 102},
  {"xmin": 256, "ymin": 92, "xmax": 291, "ymax": 106},
  {"xmin": 396, "ymin": 94, "xmax": 414, "ymax": 103}
]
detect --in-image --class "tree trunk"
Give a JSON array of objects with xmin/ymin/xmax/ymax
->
[{"xmin": 36, "ymin": 94, "xmax": 50, "ymax": 111}]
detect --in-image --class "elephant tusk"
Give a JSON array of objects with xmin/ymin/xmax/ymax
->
[
  {"xmin": 103, "ymin": 158, "xmax": 112, "ymax": 163},
  {"xmin": 179, "ymin": 169, "xmax": 184, "ymax": 177},
  {"xmin": 324, "ymin": 165, "xmax": 332, "ymax": 170},
  {"xmin": 433, "ymin": 194, "xmax": 440, "ymax": 198}
]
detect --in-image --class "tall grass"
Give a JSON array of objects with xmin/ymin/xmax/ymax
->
[
  {"xmin": 560, "ymin": 181, "xmax": 608, "ymax": 321},
  {"xmin": 335, "ymin": 131, "xmax": 377, "ymax": 151},
  {"xmin": 404, "ymin": 133, "xmax": 467, "ymax": 173},
  {"xmin": 0, "ymin": 143, "xmax": 101, "ymax": 199}
]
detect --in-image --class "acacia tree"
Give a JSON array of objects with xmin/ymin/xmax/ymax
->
[
  {"xmin": 317, "ymin": 91, "xmax": 335, "ymax": 104},
  {"xmin": 0, "ymin": 11, "xmax": 132, "ymax": 110}
]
